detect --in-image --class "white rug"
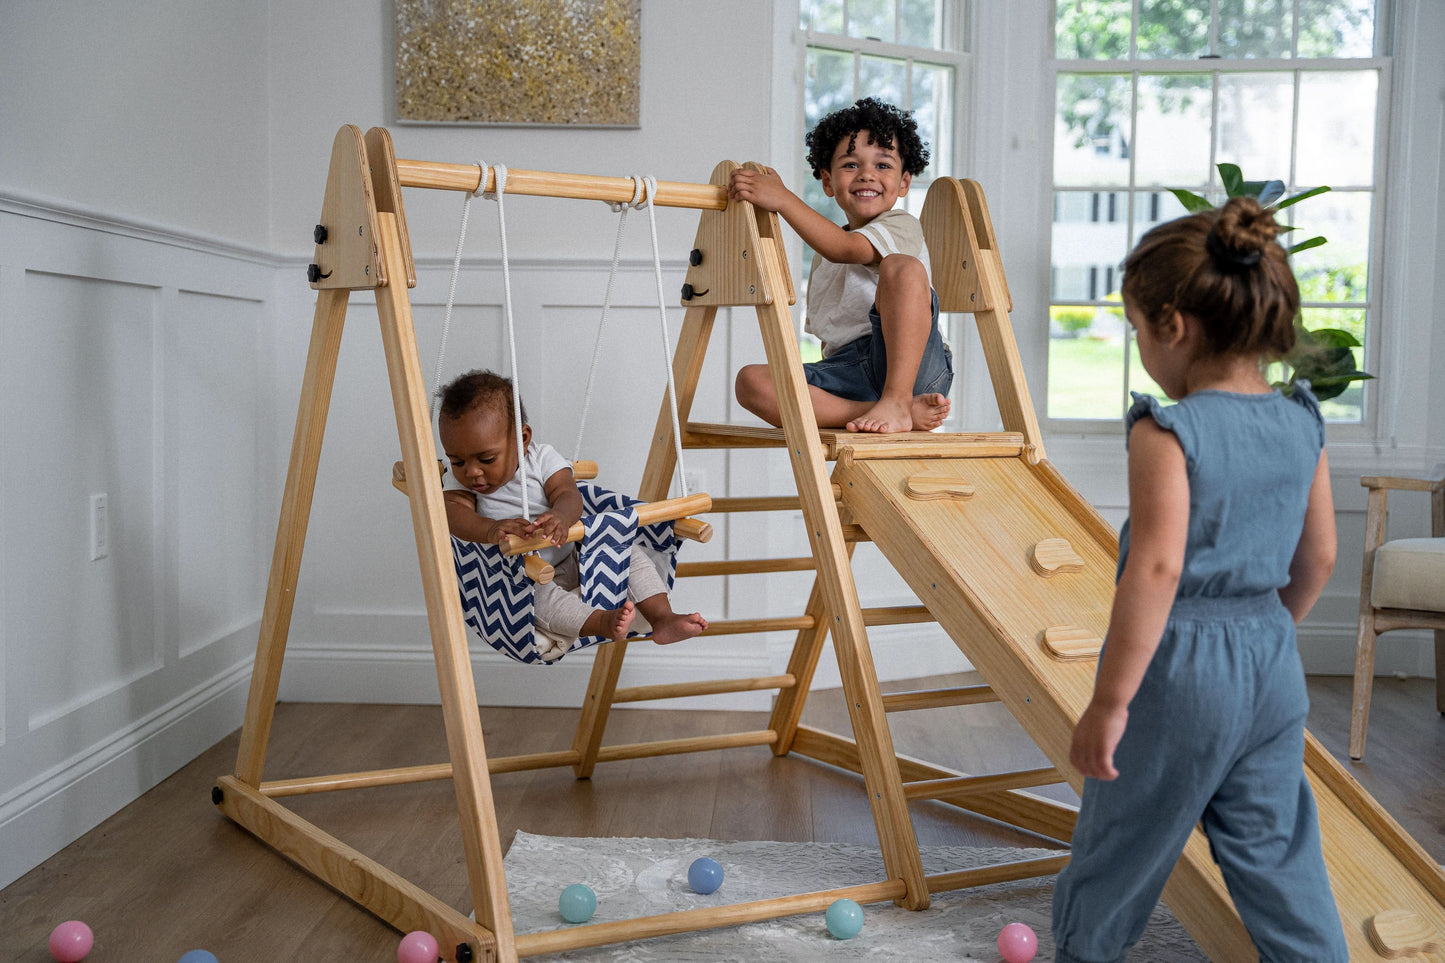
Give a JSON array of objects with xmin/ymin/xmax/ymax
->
[{"xmin": 502, "ymin": 832, "xmax": 1206, "ymax": 961}]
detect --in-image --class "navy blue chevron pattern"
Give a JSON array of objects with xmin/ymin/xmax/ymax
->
[{"xmin": 450, "ymin": 483, "xmax": 683, "ymax": 665}]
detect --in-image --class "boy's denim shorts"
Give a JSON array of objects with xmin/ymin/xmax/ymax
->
[{"xmin": 803, "ymin": 292, "xmax": 953, "ymax": 402}]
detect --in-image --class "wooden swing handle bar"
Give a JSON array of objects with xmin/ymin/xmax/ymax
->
[
  {"xmin": 395, "ymin": 159, "xmax": 729, "ymax": 211},
  {"xmin": 500, "ymin": 493, "xmax": 712, "ymax": 556}
]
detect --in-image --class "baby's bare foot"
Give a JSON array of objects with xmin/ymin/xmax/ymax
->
[
  {"xmin": 587, "ymin": 601, "xmax": 635, "ymax": 642},
  {"xmin": 910, "ymin": 392, "xmax": 951, "ymax": 431},
  {"xmin": 651, "ymin": 612, "xmax": 708, "ymax": 645},
  {"xmin": 846, "ymin": 397, "xmax": 912, "ymax": 433}
]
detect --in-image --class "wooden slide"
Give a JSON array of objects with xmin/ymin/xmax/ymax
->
[{"xmin": 835, "ymin": 448, "xmax": 1445, "ymax": 961}]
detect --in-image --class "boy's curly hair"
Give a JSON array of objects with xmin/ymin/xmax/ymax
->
[{"xmin": 805, "ymin": 97, "xmax": 931, "ymax": 179}]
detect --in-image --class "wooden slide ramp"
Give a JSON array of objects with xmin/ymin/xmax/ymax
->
[{"xmin": 835, "ymin": 448, "xmax": 1445, "ymax": 962}]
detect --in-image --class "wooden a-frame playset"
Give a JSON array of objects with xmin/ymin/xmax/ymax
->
[{"xmin": 214, "ymin": 125, "xmax": 1445, "ymax": 962}]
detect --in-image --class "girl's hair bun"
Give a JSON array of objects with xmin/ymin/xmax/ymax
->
[{"xmin": 1206, "ymin": 196, "xmax": 1278, "ymax": 272}]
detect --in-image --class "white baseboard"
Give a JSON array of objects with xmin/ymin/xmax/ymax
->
[{"xmin": 0, "ymin": 659, "xmax": 253, "ymax": 890}]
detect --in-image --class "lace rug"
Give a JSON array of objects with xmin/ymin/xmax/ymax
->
[{"xmin": 502, "ymin": 832, "xmax": 1206, "ymax": 961}]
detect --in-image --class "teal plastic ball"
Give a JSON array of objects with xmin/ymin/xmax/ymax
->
[
  {"xmin": 559, "ymin": 883, "xmax": 597, "ymax": 923},
  {"xmin": 687, "ymin": 856, "xmax": 724, "ymax": 894},
  {"xmin": 178, "ymin": 952, "xmax": 219, "ymax": 963},
  {"xmin": 824, "ymin": 898, "xmax": 864, "ymax": 939}
]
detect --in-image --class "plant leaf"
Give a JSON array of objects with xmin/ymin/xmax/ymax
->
[
  {"xmin": 1169, "ymin": 188, "xmax": 1216, "ymax": 213},
  {"xmin": 1299, "ymin": 327, "xmax": 1362, "ymax": 349},
  {"xmin": 1217, "ymin": 163, "xmax": 1244, "ymax": 197},
  {"xmin": 1287, "ymin": 235, "xmax": 1328, "ymax": 255},
  {"xmin": 1274, "ymin": 185, "xmax": 1331, "ymax": 211},
  {"xmin": 1254, "ymin": 180, "xmax": 1286, "ymax": 207}
]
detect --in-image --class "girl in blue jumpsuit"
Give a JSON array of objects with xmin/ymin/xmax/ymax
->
[{"xmin": 1051, "ymin": 195, "xmax": 1347, "ymax": 962}]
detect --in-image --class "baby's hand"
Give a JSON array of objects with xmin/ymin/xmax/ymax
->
[
  {"xmin": 728, "ymin": 167, "xmax": 788, "ymax": 212},
  {"xmin": 1069, "ymin": 701, "xmax": 1128, "ymax": 781},
  {"xmin": 490, "ymin": 517, "xmax": 532, "ymax": 546},
  {"xmin": 526, "ymin": 512, "xmax": 570, "ymax": 546}
]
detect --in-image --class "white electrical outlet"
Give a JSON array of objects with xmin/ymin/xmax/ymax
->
[{"xmin": 90, "ymin": 493, "xmax": 109, "ymax": 560}]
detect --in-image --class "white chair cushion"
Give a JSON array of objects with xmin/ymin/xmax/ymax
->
[{"xmin": 1371, "ymin": 538, "xmax": 1445, "ymax": 612}]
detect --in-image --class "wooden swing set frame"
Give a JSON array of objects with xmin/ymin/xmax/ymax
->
[{"xmin": 216, "ymin": 125, "xmax": 1445, "ymax": 963}]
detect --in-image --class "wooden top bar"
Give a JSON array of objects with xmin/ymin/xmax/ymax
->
[
  {"xmin": 395, "ymin": 158, "xmax": 729, "ymax": 210},
  {"xmin": 683, "ymin": 422, "xmax": 1027, "ymax": 460}
]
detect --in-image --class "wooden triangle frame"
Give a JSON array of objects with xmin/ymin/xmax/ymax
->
[{"xmin": 217, "ymin": 125, "xmax": 1445, "ymax": 962}]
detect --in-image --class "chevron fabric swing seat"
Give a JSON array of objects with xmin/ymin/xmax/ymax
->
[{"xmin": 452, "ymin": 481, "xmax": 682, "ymax": 665}]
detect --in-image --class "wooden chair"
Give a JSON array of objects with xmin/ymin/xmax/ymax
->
[{"xmin": 1350, "ymin": 472, "xmax": 1445, "ymax": 760}]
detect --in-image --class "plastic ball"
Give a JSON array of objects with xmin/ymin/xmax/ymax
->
[
  {"xmin": 997, "ymin": 921, "xmax": 1038, "ymax": 963},
  {"xmin": 48, "ymin": 920, "xmax": 93, "ymax": 962},
  {"xmin": 824, "ymin": 898, "xmax": 864, "ymax": 939},
  {"xmin": 396, "ymin": 930, "xmax": 439, "ymax": 963},
  {"xmin": 687, "ymin": 856, "xmax": 724, "ymax": 895},
  {"xmin": 178, "ymin": 952, "xmax": 219, "ymax": 963},
  {"xmin": 558, "ymin": 883, "xmax": 597, "ymax": 924}
]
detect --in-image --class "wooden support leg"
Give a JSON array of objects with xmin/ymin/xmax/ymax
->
[
  {"xmin": 767, "ymin": 542, "xmax": 857, "ymax": 755},
  {"xmin": 572, "ymin": 304, "xmax": 717, "ymax": 778},
  {"xmin": 373, "ymin": 213, "xmax": 517, "ymax": 962},
  {"xmin": 749, "ymin": 245, "xmax": 928, "ymax": 910},
  {"xmin": 234, "ymin": 286, "xmax": 350, "ymax": 787}
]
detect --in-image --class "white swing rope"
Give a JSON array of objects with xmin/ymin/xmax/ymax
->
[{"xmin": 641, "ymin": 175, "xmax": 691, "ymax": 498}]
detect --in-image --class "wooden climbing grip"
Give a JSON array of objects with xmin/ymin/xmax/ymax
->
[
  {"xmin": 1042, "ymin": 626, "xmax": 1102, "ymax": 661},
  {"xmin": 674, "ymin": 517, "xmax": 713, "ymax": 543},
  {"xmin": 1030, "ymin": 537, "xmax": 1084, "ymax": 577},
  {"xmin": 905, "ymin": 473, "xmax": 975, "ymax": 501},
  {"xmin": 1367, "ymin": 909, "xmax": 1442, "ymax": 958},
  {"xmin": 391, "ymin": 458, "xmax": 446, "ymax": 495}
]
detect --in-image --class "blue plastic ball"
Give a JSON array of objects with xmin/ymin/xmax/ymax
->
[
  {"xmin": 687, "ymin": 856, "xmax": 724, "ymax": 895},
  {"xmin": 825, "ymin": 898, "xmax": 864, "ymax": 939},
  {"xmin": 178, "ymin": 952, "xmax": 219, "ymax": 963},
  {"xmin": 558, "ymin": 883, "xmax": 597, "ymax": 923}
]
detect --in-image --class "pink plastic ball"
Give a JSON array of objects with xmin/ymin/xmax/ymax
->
[
  {"xmin": 997, "ymin": 921, "xmax": 1038, "ymax": 963},
  {"xmin": 48, "ymin": 920, "xmax": 94, "ymax": 962},
  {"xmin": 397, "ymin": 929, "xmax": 439, "ymax": 963}
]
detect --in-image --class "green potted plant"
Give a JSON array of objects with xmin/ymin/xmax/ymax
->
[{"xmin": 1170, "ymin": 163, "xmax": 1372, "ymax": 401}]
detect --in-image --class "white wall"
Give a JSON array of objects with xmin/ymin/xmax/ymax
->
[{"xmin": 1, "ymin": 0, "xmax": 1441, "ymax": 892}]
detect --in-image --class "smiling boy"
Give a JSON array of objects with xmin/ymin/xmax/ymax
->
[{"xmin": 728, "ymin": 97, "xmax": 952, "ymax": 433}]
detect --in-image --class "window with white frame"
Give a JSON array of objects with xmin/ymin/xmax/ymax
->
[
  {"xmin": 1048, "ymin": 0, "xmax": 1388, "ymax": 426},
  {"xmin": 797, "ymin": 1, "xmax": 969, "ymax": 364}
]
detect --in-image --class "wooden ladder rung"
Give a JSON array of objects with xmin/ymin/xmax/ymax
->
[
  {"xmin": 925, "ymin": 854, "xmax": 1070, "ymax": 893},
  {"xmin": 612, "ymin": 674, "xmax": 796, "ymax": 704},
  {"xmin": 711, "ymin": 491, "xmax": 841, "ymax": 513},
  {"xmin": 903, "ymin": 767, "xmax": 1062, "ymax": 801},
  {"xmin": 675, "ymin": 556, "xmax": 816, "ymax": 577},
  {"xmin": 594, "ymin": 730, "xmax": 778, "ymax": 762},
  {"xmin": 882, "ymin": 684, "xmax": 998, "ymax": 712},
  {"xmin": 693, "ymin": 606, "xmax": 929, "ymax": 640}
]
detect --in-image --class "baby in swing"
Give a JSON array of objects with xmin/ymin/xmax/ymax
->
[
  {"xmin": 437, "ymin": 369, "xmax": 708, "ymax": 655},
  {"xmin": 728, "ymin": 96, "xmax": 952, "ymax": 433}
]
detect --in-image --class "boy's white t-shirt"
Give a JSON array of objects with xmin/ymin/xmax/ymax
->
[
  {"xmin": 805, "ymin": 207, "xmax": 933, "ymax": 356},
  {"xmin": 444, "ymin": 441, "xmax": 573, "ymax": 564}
]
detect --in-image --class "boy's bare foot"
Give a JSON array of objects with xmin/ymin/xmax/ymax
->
[
  {"xmin": 650, "ymin": 611, "xmax": 708, "ymax": 645},
  {"xmin": 910, "ymin": 392, "xmax": 951, "ymax": 431},
  {"xmin": 582, "ymin": 602, "xmax": 636, "ymax": 642},
  {"xmin": 846, "ymin": 396, "xmax": 913, "ymax": 433}
]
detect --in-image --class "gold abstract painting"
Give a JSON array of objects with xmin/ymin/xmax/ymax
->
[{"xmin": 396, "ymin": 0, "xmax": 641, "ymax": 126}]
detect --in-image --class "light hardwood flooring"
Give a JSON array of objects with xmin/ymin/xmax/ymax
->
[{"xmin": 0, "ymin": 675, "xmax": 1440, "ymax": 961}]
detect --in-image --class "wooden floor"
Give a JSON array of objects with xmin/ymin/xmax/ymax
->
[{"xmin": 0, "ymin": 674, "xmax": 1440, "ymax": 961}]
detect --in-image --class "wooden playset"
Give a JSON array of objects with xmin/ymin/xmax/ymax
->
[{"xmin": 214, "ymin": 125, "xmax": 1445, "ymax": 962}]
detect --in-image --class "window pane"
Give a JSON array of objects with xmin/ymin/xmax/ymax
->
[
  {"xmin": 1132, "ymin": 189, "xmax": 1192, "ymax": 247},
  {"xmin": 898, "ymin": 0, "xmax": 942, "ymax": 48},
  {"xmin": 1055, "ymin": 74, "xmax": 1133, "ymax": 188},
  {"xmin": 1218, "ymin": 0, "xmax": 1294, "ymax": 58},
  {"xmin": 801, "ymin": 0, "xmax": 844, "ymax": 33},
  {"xmin": 806, "ymin": 47, "xmax": 855, "ymax": 132},
  {"xmin": 1049, "ymin": 327, "xmax": 1127, "ymax": 420},
  {"xmin": 858, "ymin": 55, "xmax": 908, "ymax": 112},
  {"xmin": 1135, "ymin": 73, "xmax": 1212, "ymax": 187},
  {"xmin": 848, "ymin": 0, "xmax": 896, "ymax": 43},
  {"xmin": 1290, "ymin": 190, "xmax": 1371, "ymax": 302},
  {"xmin": 1216, "ymin": 72, "xmax": 1294, "ymax": 179},
  {"xmin": 1055, "ymin": 0, "xmax": 1132, "ymax": 59},
  {"xmin": 1298, "ymin": 0, "xmax": 1376, "ymax": 57},
  {"xmin": 1297, "ymin": 70, "xmax": 1378, "ymax": 185},
  {"xmin": 911, "ymin": 63, "xmax": 953, "ymax": 174},
  {"xmin": 1138, "ymin": 0, "xmax": 1210, "ymax": 59},
  {"xmin": 1052, "ymin": 191, "xmax": 1130, "ymax": 300}
]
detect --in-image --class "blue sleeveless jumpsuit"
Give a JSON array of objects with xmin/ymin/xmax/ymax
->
[{"xmin": 1052, "ymin": 386, "xmax": 1348, "ymax": 963}]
